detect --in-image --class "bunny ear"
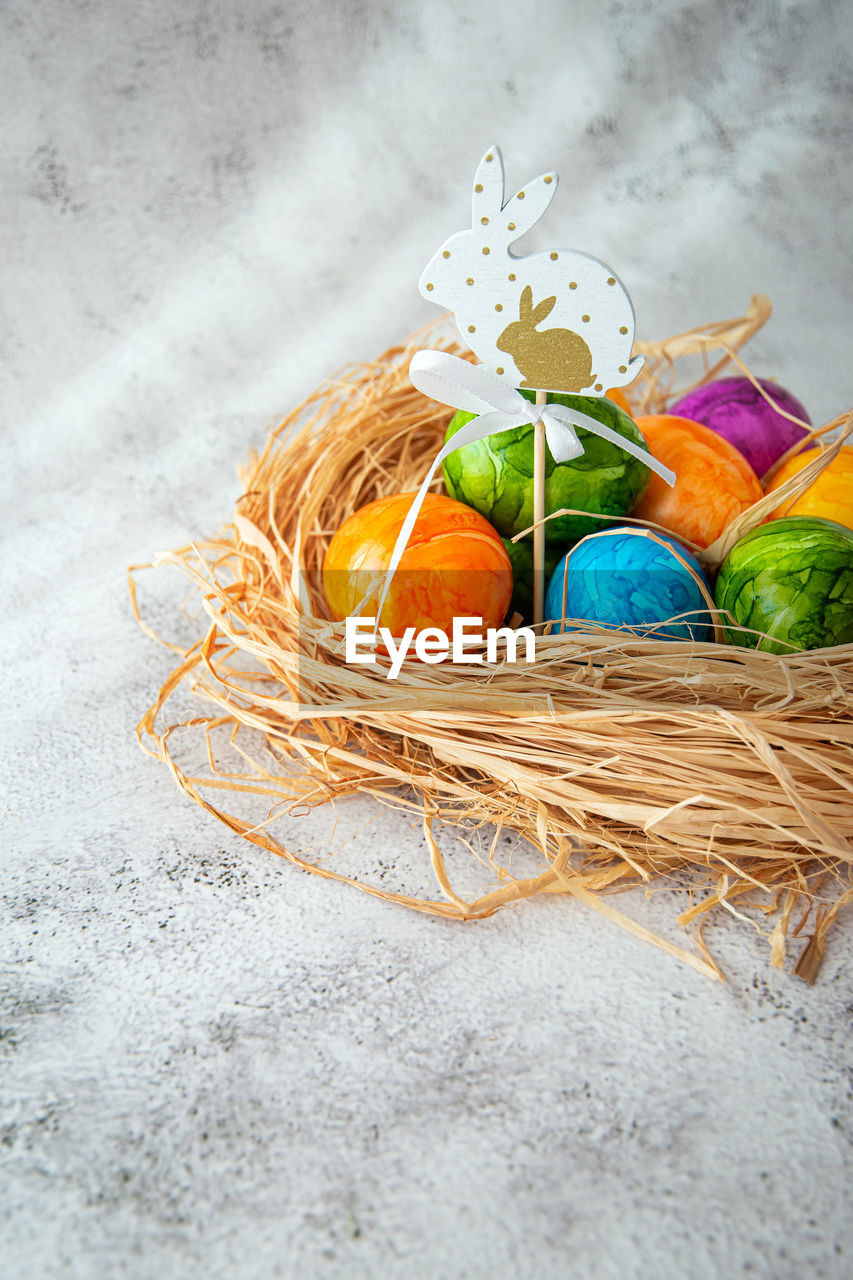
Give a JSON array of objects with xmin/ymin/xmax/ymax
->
[
  {"xmin": 519, "ymin": 284, "xmax": 534, "ymax": 318},
  {"xmin": 532, "ymin": 294, "xmax": 557, "ymax": 324},
  {"xmin": 471, "ymin": 144, "xmax": 505, "ymax": 227},
  {"xmin": 501, "ymin": 171, "xmax": 558, "ymax": 242}
]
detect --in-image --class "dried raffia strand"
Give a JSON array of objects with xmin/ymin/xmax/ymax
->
[{"xmin": 131, "ymin": 303, "xmax": 853, "ymax": 983}]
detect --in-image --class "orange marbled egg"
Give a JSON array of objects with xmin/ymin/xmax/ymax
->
[
  {"xmin": 323, "ymin": 492, "xmax": 513, "ymax": 636},
  {"xmin": 631, "ymin": 414, "xmax": 763, "ymax": 548},
  {"xmin": 606, "ymin": 386, "xmax": 632, "ymax": 415}
]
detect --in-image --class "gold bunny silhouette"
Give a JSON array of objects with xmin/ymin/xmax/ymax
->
[{"xmin": 497, "ymin": 285, "xmax": 595, "ymax": 393}]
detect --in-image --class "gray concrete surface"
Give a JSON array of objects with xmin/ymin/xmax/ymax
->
[{"xmin": 2, "ymin": 2, "xmax": 852, "ymax": 1277}]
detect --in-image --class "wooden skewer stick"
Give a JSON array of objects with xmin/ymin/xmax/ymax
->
[{"xmin": 533, "ymin": 388, "xmax": 547, "ymax": 625}]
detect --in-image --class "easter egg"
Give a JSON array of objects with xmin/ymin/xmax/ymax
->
[
  {"xmin": 764, "ymin": 446, "xmax": 853, "ymax": 530},
  {"xmin": 323, "ymin": 491, "xmax": 513, "ymax": 635},
  {"xmin": 545, "ymin": 528, "xmax": 713, "ymax": 642},
  {"xmin": 632, "ymin": 414, "xmax": 763, "ymax": 548},
  {"xmin": 714, "ymin": 516, "xmax": 853, "ymax": 653},
  {"xmin": 606, "ymin": 386, "xmax": 632, "ymax": 415},
  {"xmin": 443, "ymin": 392, "xmax": 650, "ymax": 544},
  {"xmin": 502, "ymin": 538, "xmax": 563, "ymax": 623},
  {"xmin": 670, "ymin": 377, "xmax": 810, "ymax": 478}
]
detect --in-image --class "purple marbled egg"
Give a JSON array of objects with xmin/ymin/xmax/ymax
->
[{"xmin": 669, "ymin": 377, "xmax": 810, "ymax": 478}]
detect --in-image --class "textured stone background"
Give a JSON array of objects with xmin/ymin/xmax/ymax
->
[{"xmin": 2, "ymin": 2, "xmax": 852, "ymax": 1276}]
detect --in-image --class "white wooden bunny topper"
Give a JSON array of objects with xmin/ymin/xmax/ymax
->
[
  {"xmin": 376, "ymin": 145, "xmax": 675, "ymax": 632},
  {"xmin": 419, "ymin": 144, "xmax": 644, "ymax": 394}
]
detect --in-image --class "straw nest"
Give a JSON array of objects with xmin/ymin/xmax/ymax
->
[{"xmin": 132, "ymin": 296, "xmax": 853, "ymax": 983}]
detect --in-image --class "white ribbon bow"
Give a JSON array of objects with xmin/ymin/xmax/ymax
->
[{"xmin": 374, "ymin": 350, "xmax": 675, "ymax": 627}]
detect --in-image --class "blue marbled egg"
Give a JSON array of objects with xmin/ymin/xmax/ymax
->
[{"xmin": 545, "ymin": 527, "xmax": 713, "ymax": 641}]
